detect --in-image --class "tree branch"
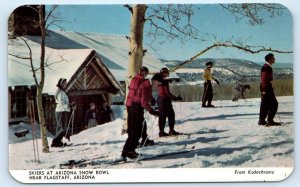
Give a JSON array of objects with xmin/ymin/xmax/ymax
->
[
  {"xmin": 146, "ymin": 4, "xmax": 200, "ymax": 45},
  {"xmin": 124, "ymin": 4, "xmax": 133, "ymax": 14},
  {"xmin": 19, "ymin": 36, "xmax": 39, "ymax": 86},
  {"xmin": 170, "ymin": 42, "xmax": 293, "ymax": 72},
  {"xmin": 45, "ymin": 5, "xmax": 58, "ymax": 23},
  {"xmin": 220, "ymin": 3, "xmax": 284, "ymax": 25},
  {"xmin": 8, "ymin": 53, "xmax": 31, "ymax": 60}
]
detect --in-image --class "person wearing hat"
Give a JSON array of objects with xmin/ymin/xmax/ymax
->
[
  {"xmin": 152, "ymin": 68, "xmax": 182, "ymax": 137},
  {"xmin": 202, "ymin": 61, "xmax": 219, "ymax": 107},
  {"xmin": 122, "ymin": 66, "xmax": 159, "ymax": 159},
  {"xmin": 258, "ymin": 53, "xmax": 280, "ymax": 126},
  {"xmin": 52, "ymin": 78, "xmax": 71, "ymax": 147}
]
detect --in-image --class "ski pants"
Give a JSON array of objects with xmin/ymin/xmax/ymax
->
[
  {"xmin": 53, "ymin": 111, "xmax": 70, "ymax": 143},
  {"xmin": 202, "ymin": 81, "xmax": 213, "ymax": 105},
  {"xmin": 157, "ymin": 96, "xmax": 175, "ymax": 132},
  {"xmin": 259, "ymin": 90, "xmax": 278, "ymax": 122},
  {"xmin": 122, "ymin": 103, "xmax": 145, "ymax": 153}
]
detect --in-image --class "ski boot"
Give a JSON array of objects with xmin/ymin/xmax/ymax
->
[
  {"xmin": 140, "ymin": 139, "xmax": 154, "ymax": 147},
  {"xmin": 121, "ymin": 151, "xmax": 139, "ymax": 159},
  {"xmin": 169, "ymin": 130, "xmax": 180, "ymax": 136},
  {"xmin": 51, "ymin": 141, "xmax": 64, "ymax": 148},
  {"xmin": 267, "ymin": 120, "xmax": 281, "ymax": 126},
  {"xmin": 258, "ymin": 120, "xmax": 267, "ymax": 126},
  {"xmin": 159, "ymin": 131, "xmax": 169, "ymax": 137}
]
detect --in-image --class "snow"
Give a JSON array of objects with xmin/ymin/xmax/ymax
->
[
  {"xmin": 9, "ymin": 96, "xmax": 294, "ymax": 170},
  {"xmin": 175, "ymin": 68, "xmax": 204, "ymax": 73},
  {"xmin": 8, "ymin": 30, "xmax": 178, "ymax": 92},
  {"xmin": 8, "ymin": 36, "xmax": 94, "ymax": 94}
]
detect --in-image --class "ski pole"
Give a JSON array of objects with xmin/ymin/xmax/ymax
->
[
  {"xmin": 65, "ymin": 109, "xmax": 74, "ymax": 141},
  {"xmin": 111, "ymin": 112, "xmax": 115, "ymax": 120},
  {"xmin": 29, "ymin": 100, "xmax": 37, "ymax": 162},
  {"xmin": 31, "ymin": 100, "xmax": 40, "ymax": 162},
  {"xmin": 277, "ymin": 113, "xmax": 282, "ymax": 123}
]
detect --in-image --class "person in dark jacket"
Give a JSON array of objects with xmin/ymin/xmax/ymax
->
[
  {"xmin": 85, "ymin": 103, "xmax": 98, "ymax": 128},
  {"xmin": 98, "ymin": 101, "xmax": 112, "ymax": 125},
  {"xmin": 122, "ymin": 66, "xmax": 159, "ymax": 159},
  {"xmin": 152, "ymin": 68, "xmax": 182, "ymax": 137},
  {"xmin": 232, "ymin": 84, "xmax": 250, "ymax": 101},
  {"xmin": 258, "ymin": 53, "xmax": 280, "ymax": 126},
  {"xmin": 202, "ymin": 61, "xmax": 219, "ymax": 107}
]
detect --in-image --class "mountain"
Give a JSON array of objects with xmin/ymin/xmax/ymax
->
[{"xmin": 162, "ymin": 58, "xmax": 293, "ymax": 85}]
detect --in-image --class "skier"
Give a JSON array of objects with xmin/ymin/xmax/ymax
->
[
  {"xmin": 98, "ymin": 101, "xmax": 112, "ymax": 124},
  {"xmin": 85, "ymin": 103, "xmax": 98, "ymax": 128},
  {"xmin": 121, "ymin": 66, "xmax": 159, "ymax": 159},
  {"xmin": 258, "ymin": 53, "xmax": 280, "ymax": 126},
  {"xmin": 152, "ymin": 68, "xmax": 182, "ymax": 137},
  {"xmin": 232, "ymin": 84, "xmax": 251, "ymax": 101},
  {"xmin": 202, "ymin": 61, "xmax": 219, "ymax": 107},
  {"xmin": 51, "ymin": 78, "xmax": 73, "ymax": 147}
]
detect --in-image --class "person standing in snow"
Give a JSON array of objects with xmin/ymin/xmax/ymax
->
[
  {"xmin": 85, "ymin": 103, "xmax": 98, "ymax": 128},
  {"xmin": 51, "ymin": 78, "xmax": 72, "ymax": 147},
  {"xmin": 232, "ymin": 84, "xmax": 251, "ymax": 101},
  {"xmin": 98, "ymin": 101, "xmax": 112, "ymax": 125},
  {"xmin": 258, "ymin": 53, "xmax": 280, "ymax": 126},
  {"xmin": 122, "ymin": 66, "xmax": 159, "ymax": 159},
  {"xmin": 202, "ymin": 61, "xmax": 219, "ymax": 107},
  {"xmin": 152, "ymin": 68, "xmax": 182, "ymax": 137}
]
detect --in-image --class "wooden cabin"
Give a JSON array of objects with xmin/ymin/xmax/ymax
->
[{"xmin": 8, "ymin": 48, "xmax": 124, "ymax": 135}]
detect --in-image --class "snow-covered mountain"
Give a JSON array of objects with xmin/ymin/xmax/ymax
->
[
  {"xmin": 9, "ymin": 96, "xmax": 294, "ymax": 183},
  {"xmin": 163, "ymin": 58, "xmax": 293, "ymax": 85}
]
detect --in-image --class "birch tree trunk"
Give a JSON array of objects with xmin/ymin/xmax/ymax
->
[
  {"xmin": 123, "ymin": 4, "xmax": 147, "ymax": 132},
  {"xmin": 128, "ymin": 4, "xmax": 147, "ymax": 77}
]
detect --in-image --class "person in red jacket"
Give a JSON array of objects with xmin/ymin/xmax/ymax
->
[
  {"xmin": 152, "ymin": 68, "xmax": 182, "ymax": 137},
  {"xmin": 258, "ymin": 53, "xmax": 280, "ymax": 126},
  {"xmin": 122, "ymin": 66, "xmax": 159, "ymax": 159}
]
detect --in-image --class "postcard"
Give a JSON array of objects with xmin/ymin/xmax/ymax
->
[{"xmin": 7, "ymin": 2, "xmax": 294, "ymax": 183}]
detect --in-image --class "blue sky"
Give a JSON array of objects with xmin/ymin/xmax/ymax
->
[{"xmin": 48, "ymin": 4, "xmax": 293, "ymax": 63}]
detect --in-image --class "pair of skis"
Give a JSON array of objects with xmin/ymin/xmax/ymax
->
[
  {"xmin": 59, "ymin": 145, "xmax": 196, "ymax": 168},
  {"xmin": 93, "ymin": 145, "xmax": 196, "ymax": 166}
]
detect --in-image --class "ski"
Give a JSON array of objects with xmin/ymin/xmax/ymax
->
[
  {"xmin": 59, "ymin": 154, "xmax": 109, "ymax": 169},
  {"xmin": 105, "ymin": 145, "xmax": 196, "ymax": 166},
  {"xmin": 59, "ymin": 159, "xmax": 87, "ymax": 169},
  {"xmin": 159, "ymin": 132, "xmax": 194, "ymax": 138},
  {"xmin": 264, "ymin": 122, "xmax": 292, "ymax": 127},
  {"xmin": 72, "ymin": 145, "xmax": 196, "ymax": 167}
]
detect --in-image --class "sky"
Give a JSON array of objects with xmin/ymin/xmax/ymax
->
[{"xmin": 48, "ymin": 4, "xmax": 293, "ymax": 63}]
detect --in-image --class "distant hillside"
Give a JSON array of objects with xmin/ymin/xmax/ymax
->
[
  {"xmin": 254, "ymin": 62, "xmax": 293, "ymax": 69},
  {"xmin": 161, "ymin": 58, "xmax": 293, "ymax": 84}
]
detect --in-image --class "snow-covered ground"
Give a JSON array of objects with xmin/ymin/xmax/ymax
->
[{"xmin": 9, "ymin": 96, "xmax": 294, "ymax": 170}]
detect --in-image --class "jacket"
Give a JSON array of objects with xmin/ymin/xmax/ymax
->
[
  {"xmin": 260, "ymin": 63, "xmax": 273, "ymax": 92},
  {"xmin": 126, "ymin": 73, "xmax": 152, "ymax": 112},
  {"xmin": 203, "ymin": 68, "xmax": 216, "ymax": 82},
  {"xmin": 55, "ymin": 88, "xmax": 70, "ymax": 112}
]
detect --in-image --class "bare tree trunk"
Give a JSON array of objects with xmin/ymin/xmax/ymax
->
[
  {"xmin": 123, "ymin": 4, "xmax": 147, "ymax": 132},
  {"xmin": 37, "ymin": 5, "xmax": 49, "ymax": 152},
  {"xmin": 36, "ymin": 88, "xmax": 49, "ymax": 152},
  {"xmin": 128, "ymin": 4, "xmax": 147, "ymax": 77}
]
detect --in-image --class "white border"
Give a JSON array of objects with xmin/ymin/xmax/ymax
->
[
  {"xmin": 10, "ymin": 168, "xmax": 294, "ymax": 183},
  {"xmin": 1, "ymin": 0, "xmax": 299, "ymax": 186}
]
